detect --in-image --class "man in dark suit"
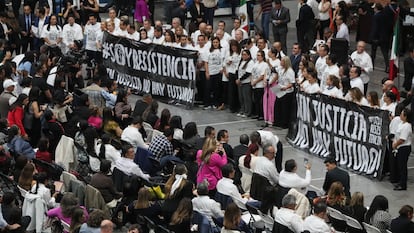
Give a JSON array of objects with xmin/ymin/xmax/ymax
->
[
  {"xmin": 217, "ymin": 129, "xmax": 234, "ymax": 160},
  {"xmin": 232, "ymin": 134, "xmax": 249, "ymax": 186},
  {"xmin": 391, "ymin": 205, "xmax": 414, "ymax": 233},
  {"xmin": 195, "ymin": 126, "xmax": 215, "ymax": 150},
  {"xmin": 19, "ymin": 4, "xmax": 34, "ymax": 53},
  {"xmin": 271, "ymin": 0, "xmax": 290, "ymax": 54},
  {"xmin": 132, "ymin": 93, "xmax": 153, "ymax": 118},
  {"xmin": 290, "ymin": 43, "xmax": 302, "ymax": 76},
  {"xmin": 404, "ymin": 47, "xmax": 414, "ymax": 91},
  {"xmin": 296, "ymin": 0, "xmax": 314, "ymax": 53},
  {"xmin": 188, "ymin": 0, "xmax": 205, "ymax": 29},
  {"xmin": 322, "ymin": 156, "xmax": 350, "ymax": 198}
]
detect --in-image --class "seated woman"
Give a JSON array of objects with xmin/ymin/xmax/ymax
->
[
  {"xmin": 18, "ymin": 163, "xmax": 35, "ymax": 191},
  {"xmin": 7, "ymin": 125, "xmax": 35, "ymax": 160},
  {"xmin": 114, "ymin": 89, "xmax": 132, "ymax": 129},
  {"xmin": 238, "ymin": 143, "xmax": 259, "ymax": 194},
  {"xmin": 89, "ymin": 160, "xmax": 122, "ymax": 207},
  {"xmin": 162, "ymin": 164, "xmax": 194, "ymax": 223},
  {"xmin": 326, "ymin": 181, "xmax": 349, "ymax": 214},
  {"xmin": 348, "ymin": 191, "xmax": 367, "ymax": 223},
  {"xmin": 365, "ymin": 195, "xmax": 392, "ymax": 233},
  {"xmin": 31, "ymin": 172, "xmax": 58, "ymax": 208},
  {"xmin": 79, "ymin": 210, "xmax": 106, "ymax": 233},
  {"xmin": 221, "ymin": 203, "xmax": 242, "ymax": 233},
  {"xmin": 168, "ymin": 198, "xmax": 193, "ymax": 233},
  {"xmin": 127, "ymin": 187, "xmax": 163, "ymax": 224},
  {"xmin": 69, "ymin": 207, "xmax": 86, "ymax": 233},
  {"xmin": 47, "ymin": 193, "xmax": 89, "ymax": 226}
]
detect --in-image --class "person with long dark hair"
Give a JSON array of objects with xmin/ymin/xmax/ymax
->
[
  {"xmin": 114, "ymin": 89, "xmax": 132, "ymax": 129},
  {"xmin": 142, "ymin": 101, "xmax": 159, "ymax": 128},
  {"xmin": 170, "ymin": 115, "xmax": 183, "ymax": 141},
  {"xmin": 90, "ymin": 160, "xmax": 122, "ymax": 206},
  {"xmin": 168, "ymin": 198, "xmax": 193, "ymax": 233},
  {"xmin": 8, "ymin": 94, "xmax": 29, "ymax": 139},
  {"xmin": 365, "ymin": 195, "xmax": 391, "ymax": 233},
  {"xmin": 41, "ymin": 14, "xmax": 62, "ymax": 47},
  {"xmin": 223, "ymin": 40, "xmax": 241, "ymax": 113},
  {"xmin": 31, "ymin": 172, "xmax": 58, "ymax": 208},
  {"xmin": 154, "ymin": 108, "xmax": 171, "ymax": 132},
  {"xmin": 27, "ymin": 87, "xmax": 45, "ymax": 147},
  {"xmin": 251, "ymin": 50, "xmax": 268, "ymax": 121},
  {"xmin": 238, "ymin": 143, "xmax": 259, "ymax": 193},
  {"xmin": 102, "ymin": 107, "xmax": 122, "ymax": 139},
  {"xmin": 237, "ymin": 49, "xmax": 254, "ymax": 118},
  {"xmin": 204, "ymin": 37, "xmax": 225, "ymax": 110}
]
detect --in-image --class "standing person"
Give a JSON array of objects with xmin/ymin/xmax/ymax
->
[
  {"xmin": 273, "ymin": 56, "xmax": 295, "ymax": 129},
  {"xmin": 223, "ymin": 40, "xmax": 241, "ymax": 113},
  {"xmin": 188, "ymin": 0, "xmax": 205, "ymax": 29},
  {"xmin": 350, "ymin": 41, "xmax": 373, "ymax": 95},
  {"xmin": 263, "ymin": 48, "xmax": 279, "ymax": 127},
  {"xmin": 26, "ymin": 87, "xmax": 44, "ymax": 147},
  {"xmin": 203, "ymin": 0, "xmax": 217, "ymax": 26},
  {"xmin": 370, "ymin": 3, "xmax": 389, "ymax": 72},
  {"xmin": 257, "ymin": 0, "xmax": 272, "ymax": 40},
  {"xmin": 84, "ymin": 14, "xmax": 101, "ymax": 63},
  {"xmin": 251, "ymin": 50, "xmax": 269, "ymax": 121},
  {"xmin": 271, "ymin": 0, "xmax": 290, "ymax": 54},
  {"xmin": 8, "ymin": 94, "xmax": 29, "ymax": 140},
  {"xmin": 61, "ymin": 15, "xmax": 83, "ymax": 53},
  {"xmin": 392, "ymin": 108, "xmax": 412, "ymax": 191},
  {"xmin": 204, "ymin": 37, "xmax": 225, "ymax": 110},
  {"xmin": 237, "ymin": 49, "xmax": 254, "ymax": 118},
  {"xmin": 318, "ymin": 0, "xmax": 331, "ymax": 40},
  {"xmin": 41, "ymin": 14, "xmax": 62, "ymax": 47},
  {"xmin": 32, "ymin": 8, "xmax": 49, "ymax": 51},
  {"xmin": 18, "ymin": 4, "xmax": 34, "ymax": 53},
  {"xmin": 81, "ymin": 0, "xmax": 100, "ymax": 25},
  {"xmin": 322, "ymin": 156, "xmax": 350, "ymax": 198},
  {"xmin": 296, "ymin": 0, "xmax": 315, "ymax": 53},
  {"xmin": 0, "ymin": 79, "xmax": 16, "ymax": 119}
]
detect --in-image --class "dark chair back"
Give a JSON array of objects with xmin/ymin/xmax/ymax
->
[
  {"xmin": 250, "ymin": 173, "xmax": 271, "ymax": 201},
  {"xmin": 214, "ymin": 192, "xmax": 234, "ymax": 210},
  {"xmin": 272, "ymin": 221, "xmax": 294, "ymax": 233}
]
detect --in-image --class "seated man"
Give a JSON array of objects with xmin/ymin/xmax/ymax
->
[
  {"xmin": 90, "ymin": 160, "xmax": 123, "ymax": 207},
  {"xmin": 216, "ymin": 164, "xmax": 260, "ymax": 210},
  {"xmin": 274, "ymin": 194, "xmax": 304, "ymax": 233},
  {"xmin": 253, "ymin": 144, "xmax": 279, "ymax": 186},
  {"xmin": 303, "ymin": 201, "xmax": 332, "ymax": 233},
  {"xmin": 148, "ymin": 128, "xmax": 174, "ymax": 160},
  {"xmin": 192, "ymin": 182, "xmax": 223, "ymax": 224},
  {"xmin": 115, "ymin": 145, "xmax": 150, "ymax": 181},
  {"xmin": 278, "ymin": 159, "xmax": 311, "ymax": 194}
]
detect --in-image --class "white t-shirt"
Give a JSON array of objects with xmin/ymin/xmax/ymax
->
[
  {"xmin": 196, "ymin": 44, "xmax": 210, "ymax": 72},
  {"xmin": 224, "ymin": 51, "xmax": 241, "ymax": 74},
  {"xmin": 41, "ymin": 24, "xmax": 62, "ymax": 45},
  {"xmin": 381, "ymin": 102, "xmax": 397, "ymax": 117},
  {"xmin": 84, "ymin": 22, "xmax": 101, "ymax": 51},
  {"xmin": 350, "ymin": 77, "xmax": 364, "ymax": 93},
  {"xmin": 304, "ymin": 82, "xmax": 321, "ymax": 94},
  {"xmin": 127, "ymin": 31, "xmax": 140, "ymax": 41},
  {"xmin": 251, "ymin": 61, "xmax": 269, "ymax": 89},
  {"xmin": 278, "ymin": 68, "xmax": 295, "ymax": 94},
  {"xmin": 62, "ymin": 23, "xmax": 83, "ymax": 48},
  {"xmin": 152, "ymin": 35, "xmax": 165, "ymax": 44},
  {"xmin": 395, "ymin": 121, "xmax": 412, "ymax": 148},
  {"xmin": 238, "ymin": 60, "xmax": 254, "ymax": 84},
  {"xmin": 322, "ymin": 86, "xmax": 342, "ymax": 98},
  {"xmin": 205, "ymin": 48, "xmax": 225, "ymax": 75}
]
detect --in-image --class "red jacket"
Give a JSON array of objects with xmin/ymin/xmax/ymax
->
[{"xmin": 8, "ymin": 107, "xmax": 27, "ymax": 136}]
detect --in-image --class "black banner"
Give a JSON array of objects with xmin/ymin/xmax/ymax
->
[
  {"xmin": 288, "ymin": 91, "xmax": 390, "ymax": 179},
  {"xmin": 101, "ymin": 32, "xmax": 198, "ymax": 106}
]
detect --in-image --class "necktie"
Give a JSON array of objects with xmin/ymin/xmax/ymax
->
[
  {"xmin": 26, "ymin": 16, "xmax": 30, "ymax": 32},
  {"xmin": 277, "ymin": 9, "xmax": 280, "ymax": 17}
]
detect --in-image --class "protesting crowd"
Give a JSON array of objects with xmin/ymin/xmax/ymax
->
[{"xmin": 0, "ymin": 0, "xmax": 411, "ymax": 232}]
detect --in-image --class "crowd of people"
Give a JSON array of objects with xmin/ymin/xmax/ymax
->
[{"xmin": 0, "ymin": 0, "xmax": 411, "ymax": 232}]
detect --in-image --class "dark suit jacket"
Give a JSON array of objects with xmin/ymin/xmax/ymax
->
[
  {"xmin": 296, "ymin": 4, "xmax": 314, "ymax": 30},
  {"xmin": 188, "ymin": 2, "xmax": 205, "ymax": 24},
  {"xmin": 132, "ymin": 99, "xmax": 149, "ymax": 118},
  {"xmin": 290, "ymin": 53, "xmax": 302, "ymax": 75},
  {"xmin": 270, "ymin": 6, "xmax": 290, "ymax": 29},
  {"xmin": 391, "ymin": 216, "xmax": 414, "ymax": 233},
  {"xmin": 323, "ymin": 166, "xmax": 350, "ymax": 198},
  {"xmin": 233, "ymin": 144, "xmax": 248, "ymax": 163},
  {"xmin": 18, "ymin": 13, "xmax": 35, "ymax": 36},
  {"xmin": 404, "ymin": 57, "xmax": 414, "ymax": 91}
]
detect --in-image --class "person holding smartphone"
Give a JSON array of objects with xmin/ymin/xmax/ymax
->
[{"xmin": 278, "ymin": 159, "xmax": 312, "ymax": 194}]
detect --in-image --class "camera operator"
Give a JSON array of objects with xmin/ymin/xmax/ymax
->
[{"xmin": 60, "ymin": 40, "xmax": 85, "ymax": 92}]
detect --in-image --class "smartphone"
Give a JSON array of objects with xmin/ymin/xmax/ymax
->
[{"xmin": 304, "ymin": 158, "xmax": 309, "ymax": 165}]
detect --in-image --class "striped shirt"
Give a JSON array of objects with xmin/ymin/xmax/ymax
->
[{"xmin": 261, "ymin": 0, "xmax": 273, "ymax": 13}]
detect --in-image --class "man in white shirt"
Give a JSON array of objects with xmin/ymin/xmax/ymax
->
[
  {"xmin": 191, "ymin": 22, "xmax": 206, "ymax": 46},
  {"xmin": 257, "ymin": 38, "xmax": 269, "ymax": 59},
  {"xmin": 152, "ymin": 26, "xmax": 165, "ymax": 44},
  {"xmin": 114, "ymin": 145, "xmax": 150, "ymax": 180},
  {"xmin": 230, "ymin": 18, "xmax": 248, "ymax": 40},
  {"xmin": 141, "ymin": 19, "xmax": 154, "ymax": 39},
  {"xmin": 126, "ymin": 25, "xmax": 140, "ymax": 41},
  {"xmin": 113, "ymin": 18, "xmax": 128, "ymax": 37},
  {"xmin": 321, "ymin": 53, "xmax": 340, "ymax": 89},
  {"xmin": 175, "ymin": 34, "xmax": 195, "ymax": 50},
  {"xmin": 62, "ymin": 15, "xmax": 83, "ymax": 53},
  {"xmin": 278, "ymin": 159, "xmax": 311, "ymax": 194},
  {"xmin": 107, "ymin": 8, "xmax": 120, "ymax": 30},
  {"xmin": 215, "ymin": 29, "xmax": 229, "ymax": 50},
  {"xmin": 84, "ymin": 14, "xmax": 101, "ymax": 61},
  {"xmin": 335, "ymin": 15, "xmax": 349, "ymax": 42},
  {"xmin": 315, "ymin": 44, "xmax": 328, "ymax": 85},
  {"xmin": 349, "ymin": 66, "xmax": 364, "ymax": 94},
  {"xmin": 274, "ymin": 194, "xmax": 304, "ymax": 233},
  {"xmin": 350, "ymin": 41, "xmax": 373, "ymax": 94},
  {"xmin": 121, "ymin": 117, "xmax": 148, "ymax": 151},
  {"xmin": 217, "ymin": 20, "xmax": 232, "ymax": 42},
  {"xmin": 303, "ymin": 201, "xmax": 332, "ymax": 233},
  {"xmin": 253, "ymin": 144, "xmax": 279, "ymax": 186},
  {"xmin": 217, "ymin": 164, "xmax": 260, "ymax": 210},
  {"xmin": 192, "ymin": 182, "xmax": 223, "ymax": 223}
]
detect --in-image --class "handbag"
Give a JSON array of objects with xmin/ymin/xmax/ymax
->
[{"xmin": 23, "ymin": 103, "xmax": 34, "ymax": 130}]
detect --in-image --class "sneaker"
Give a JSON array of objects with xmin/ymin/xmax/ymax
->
[
  {"xmin": 241, "ymin": 114, "xmax": 247, "ymax": 118},
  {"xmin": 236, "ymin": 113, "xmax": 243, "ymax": 117},
  {"xmin": 168, "ymin": 100, "xmax": 175, "ymax": 104},
  {"xmin": 212, "ymin": 105, "xmax": 217, "ymax": 109},
  {"xmin": 203, "ymin": 105, "xmax": 212, "ymax": 110}
]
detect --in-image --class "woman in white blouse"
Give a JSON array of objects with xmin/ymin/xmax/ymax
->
[
  {"xmin": 251, "ymin": 50, "xmax": 269, "ymax": 121},
  {"xmin": 381, "ymin": 91, "xmax": 397, "ymax": 117},
  {"xmin": 237, "ymin": 49, "xmax": 254, "ymax": 117},
  {"xmin": 263, "ymin": 48, "xmax": 280, "ymax": 126},
  {"xmin": 348, "ymin": 87, "xmax": 369, "ymax": 106},
  {"xmin": 41, "ymin": 14, "xmax": 62, "ymax": 47},
  {"xmin": 302, "ymin": 68, "xmax": 321, "ymax": 94},
  {"xmin": 204, "ymin": 37, "xmax": 225, "ymax": 110},
  {"xmin": 223, "ymin": 40, "xmax": 241, "ymax": 112},
  {"xmin": 238, "ymin": 144, "xmax": 260, "ymax": 193},
  {"xmin": 274, "ymin": 56, "xmax": 295, "ymax": 128},
  {"xmin": 322, "ymin": 75, "xmax": 343, "ymax": 98},
  {"xmin": 392, "ymin": 108, "xmax": 412, "ymax": 191}
]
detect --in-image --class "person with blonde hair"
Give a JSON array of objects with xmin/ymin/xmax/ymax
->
[
  {"xmin": 221, "ymin": 203, "xmax": 242, "ymax": 233},
  {"xmin": 349, "ymin": 191, "xmax": 367, "ymax": 223},
  {"xmin": 127, "ymin": 187, "xmax": 162, "ymax": 224},
  {"xmin": 196, "ymin": 137, "xmax": 227, "ymax": 197},
  {"xmin": 326, "ymin": 181, "xmax": 348, "ymax": 213},
  {"xmin": 162, "ymin": 164, "xmax": 193, "ymax": 223},
  {"xmin": 169, "ymin": 198, "xmax": 193, "ymax": 233},
  {"xmin": 274, "ymin": 56, "xmax": 295, "ymax": 128}
]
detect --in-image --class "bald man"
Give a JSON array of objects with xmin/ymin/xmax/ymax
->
[
  {"xmin": 100, "ymin": 220, "xmax": 113, "ymax": 233},
  {"xmin": 351, "ymin": 41, "xmax": 373, "ymax": 95},
  {"xmin": 381, "ymin": 79, "xmax": 400, "ymax": 106}
]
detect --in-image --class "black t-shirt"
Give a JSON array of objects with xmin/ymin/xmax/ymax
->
[{"xmin": 31, "ymin": 76, "xmax": 50, "ymax": 105}]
